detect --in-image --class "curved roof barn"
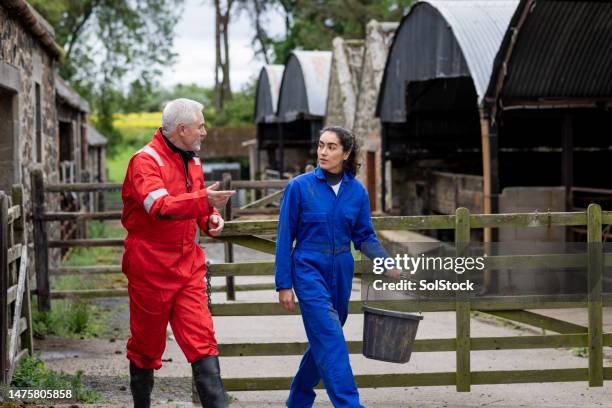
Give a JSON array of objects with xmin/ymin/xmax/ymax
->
[
  {"xmin": 376, "ymin": 0, "xmax": 518, "ymax": 123},
  {"xmin": 485, "ymin": 0, "xmax": 612, "ymax": 112},
  {"xmin": 277, "ymin": 50, "xmax": 332, "ymax": 122},
  {"xmin": 254, "ymin": 65, "xmax": 284, "ymax": 124}
]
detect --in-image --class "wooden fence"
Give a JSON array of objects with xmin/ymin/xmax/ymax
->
[
  {"xmin": 26, "ymin": 167, "xmax": 611, "ymax": 391},
  {"xmin": 202, "ymin": 205, "xmax": 612, "ymax": 391},
  {"xmin": 0, "ymin": 187, "xmax": 33, "ymax": 385}
]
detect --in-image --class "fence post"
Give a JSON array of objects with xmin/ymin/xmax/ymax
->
[
  {"xmin": 455, "ymin": 207, "xmax": 471, "ymax": 392},
  {"xmin": 31, "ymin": 169, "xmax": 50, "ymax": 311},
  {"xmin": 586, "ymin": 203, "xmax": 603, "ymax": 386},
  {"xmin": 222, "ymin": 172, "xmax": 236, "ymax": 301},
  {"xmin": 13, "ymin": 185, "xmax": 33, "ymax": 356},
  {"xmin": 1, "ymin": 192, "xmax": 9, "ymax": 385}
]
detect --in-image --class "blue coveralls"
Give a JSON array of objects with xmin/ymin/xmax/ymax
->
[{"xmin": 275, "ymin": 166, "xmax": 387, "ymax": 408}]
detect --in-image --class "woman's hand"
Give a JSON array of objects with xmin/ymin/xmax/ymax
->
[
  {"xmin": 279, "ymin": 288, "xmax": 295, "ymax": 312},
  {"xmin": 383, "ymin": 268, "xmax": 403, "ymax": 280}
]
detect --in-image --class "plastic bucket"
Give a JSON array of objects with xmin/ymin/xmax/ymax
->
[{"xmin": 362, "ymin": 305, "xmax": 423, "ymax": 364}]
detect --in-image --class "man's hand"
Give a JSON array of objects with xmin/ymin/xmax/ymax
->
[
  {"xmin": 278, "ymin": 289, "xmax": 295, "ymax": 312},
  {"xmin": 206, "ymin": 181, "xmax": 235, "ymax": 208},
  {"xmin": 207, "ymin": 214, "xmax": 224, "ymax": 236}
]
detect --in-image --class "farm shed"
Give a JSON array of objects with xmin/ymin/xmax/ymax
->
[
  {"xmin": 483, "ymin": 0, "xmax": 612, "ymax": 241},
  {"xmin": 254, "ymin": 64, "xmax": 284, "ymax": 174},
  {"xmin": 376, "ymin": 0, "xmax": 519, "ymax": 218},
  {"xmin": 324, "ymin": 37, "xmax": 364, "ymax": 130},
  {"xmin": 55, "ymin": 73, "xmax": 90, "ymax": 184},
  {"xmin": 275, "ymin": 50, "xmax": 332, "ymax": 175},
  {"xmin": 352, "ymin": 20, "xmax": 398, "ymax": 213},
  {"xmin": 0, "ymin": 0, "xmax": 62, "ymax": 198}
]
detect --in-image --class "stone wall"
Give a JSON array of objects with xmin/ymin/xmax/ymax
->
[
  {"xmin": 1, "ymin": 4, "xmax": 61, "ymax": 263},
  {"xmin": 1, "ymin": 4, "xmax": 59, "ymax": 187},
  {"xmin": 353, "ymin": 20, "xmax": 397, "ymax": 213},
  {"xmin": 325, "ymin": 38, "xmax": 364, "ymax": 129}
]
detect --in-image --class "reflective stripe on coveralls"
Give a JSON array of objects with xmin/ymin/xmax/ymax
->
[
  {"xmin": 275, "ymin": 166, "xmax": 388, "ymax": 408},
  {"xmin": 143, "ymin": 188, "xmax": 169, "ymax": 213}
]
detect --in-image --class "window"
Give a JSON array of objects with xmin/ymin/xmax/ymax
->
[{"xmin": 35, "ymin": 82, "xmax": 42, "ymax": 163}]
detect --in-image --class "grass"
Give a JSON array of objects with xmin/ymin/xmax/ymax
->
[
  {"xmin": 33, "ymin": 221, "xmax": 127, "ymax": 339},
  {"xmin": 32, "ymin": 299, "xmax": 105, "ymax": 339},
  {"xmin": 3, "ymin": 354, "xmax": 100, "ymax": 403}
]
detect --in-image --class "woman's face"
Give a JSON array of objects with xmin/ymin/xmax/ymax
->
[{"xmin": 317, "ymin": 131, "xmax": 350, "ymax": 174}]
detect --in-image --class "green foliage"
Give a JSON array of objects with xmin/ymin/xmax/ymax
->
[
  {"xmin": 204, "ymin": 84, "xmax": 255, "ymax": 128},
  {"xmin": 30, "ymin": 0, "xmax": 184, "ymax": 154},
  {"xmin": 10, "ymin": 355, "xmax": 100, "ymax": 403},
  {"xmin": 124, "ymin": 83, "xmax": 213, "ymax": 113},
  {"xmin": 268, "ymin": 0, "xmax": 413, "ymax": 62},
  {"xmin": 32, "ymin": 300, "xmax": 104, "ymax": 339}
]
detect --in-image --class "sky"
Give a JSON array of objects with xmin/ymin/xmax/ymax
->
[{"xmin": 159, "ymin": 0, "xmax": 286, "ymax": 91}]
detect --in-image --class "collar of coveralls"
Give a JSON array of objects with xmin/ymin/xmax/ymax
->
[
  {"xmin": 159, "ymin": 127, "xmax": 196, "ymax": 164},
  {"xmin": 314, "ymin": 164, "xmax": 354, "ymax": 184}
]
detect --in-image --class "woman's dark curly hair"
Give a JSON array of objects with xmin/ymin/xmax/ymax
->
[{"xmin": 319, "ymin": 126, "xmax": 361, "ymax": 175}]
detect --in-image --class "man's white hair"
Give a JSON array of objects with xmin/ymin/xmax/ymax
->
[{"xmin": 161, "ymin": 98, "xmax": 204, "ymax": 134}]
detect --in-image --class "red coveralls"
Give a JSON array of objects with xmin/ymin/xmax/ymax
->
[{"xmin": 121, "ymin": 129, "xmax": 221, "ymax": 370}]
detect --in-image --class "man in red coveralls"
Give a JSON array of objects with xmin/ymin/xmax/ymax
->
[{"xmin": 121, "ymin": 98, "xmax": 235, "ymax": 408}]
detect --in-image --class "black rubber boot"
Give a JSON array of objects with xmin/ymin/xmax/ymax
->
[
  {"xmin": 130, "ymin": 361, "xmax": 154, "ymax": 408},
  {"xmin": 192, "ymin": 356, "xmax": 228, "ymax": 408}
]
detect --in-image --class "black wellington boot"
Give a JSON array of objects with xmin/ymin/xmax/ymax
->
[
  {"xmin": 130, "ymin": 361, "xmax": 154, "ymax": 408},
  {"xmin": 192, "ymin": 356, "xmax": 228, "ymax": 408}
]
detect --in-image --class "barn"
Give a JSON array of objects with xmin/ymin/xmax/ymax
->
[
  {"xmin": 275, "ymin": 50, "xmax": 332, "ymax": 175},
  {"xmin": 376, "ymin": 0, "xmax": 519, "ymax": 221},
  {"xmin": 254, "ymin": 64, "xmax": 284, "ymax": 175}
]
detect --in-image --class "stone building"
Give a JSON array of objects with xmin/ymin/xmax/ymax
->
[
  {"xmin": 324, "ymin": 38, "xmax": 364, "ymax": 130},
  {"xmin": 352, "ymin": 20, "xmax": 397, "ymax": 213},
  {"xmin": 0, "ymin": 0, "xmax": 62, "ymax": 202}
]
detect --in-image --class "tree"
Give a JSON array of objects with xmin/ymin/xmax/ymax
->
[
  {"xmin": 240, "ymin": 0, "xmax": 413, "ymax": 64},
  {"xmin": 31, "ymin": 0, "xmax": 184, "ymax": 152},
  {"xmin": 237, "ymin": 0, "xmax": 275, "ymax": 64},
  {"xmin": 213, "ymin": 0, "xmax": 235, "ymax": 110}
]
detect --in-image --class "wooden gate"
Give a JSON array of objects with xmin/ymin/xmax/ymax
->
[{"xmin": 0, "ymin": 187, "xmax": 33, "ymax": 385}]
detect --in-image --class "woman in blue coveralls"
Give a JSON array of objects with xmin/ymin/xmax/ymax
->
[{"xmin": 275, "ymin": 126, "xmax": 390, "ymax": 407}]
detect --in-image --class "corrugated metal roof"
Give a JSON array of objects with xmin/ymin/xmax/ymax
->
[
  {"xmin": 86, "ymin": 124, "xmax": 107, "ymax": 146},
  {"xmin": 277, "ymin": 50, "xmax": 332, "ymax": 122},
  {"xmin": 376, "ymin": 0, "xmax": 518, "ymax": 122},
  {"xmin": 55, "ymin": 73, "xmax": 90, "ymax": 113},
  {"xmin": 485, "ymin": 0, "xmax": 612, "ymax": 110},
  {"xmin": 254, "ymin": 65, "xmax": 284, "ymax": 123}
]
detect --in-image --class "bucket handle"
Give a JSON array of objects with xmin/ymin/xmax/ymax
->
[{"xmin": 364, "ymin": 269, "xmax": 423, "ymax": 315}]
